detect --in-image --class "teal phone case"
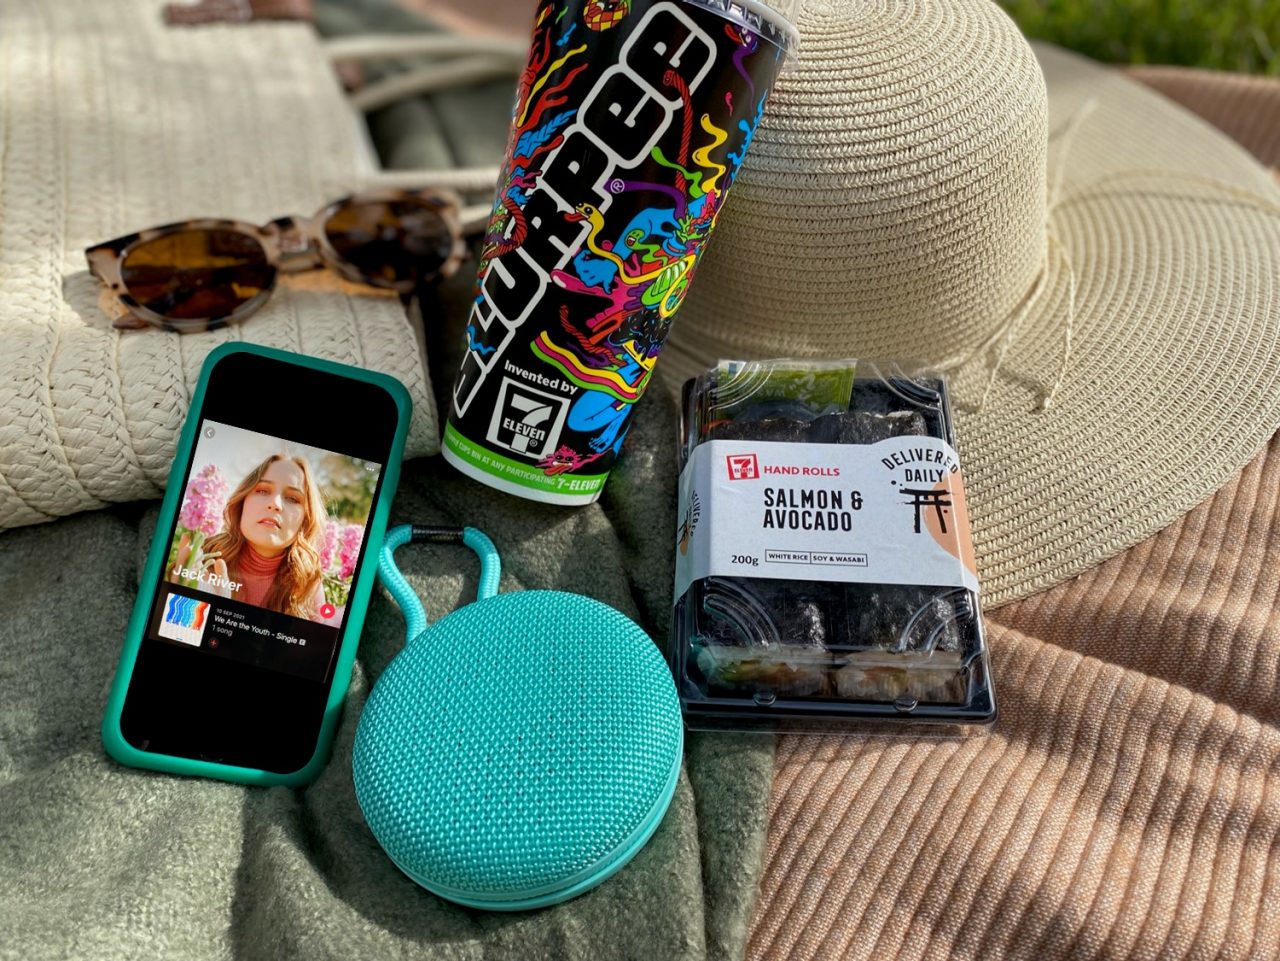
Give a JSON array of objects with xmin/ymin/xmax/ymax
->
[{"xmin": 101, "ymin": 343, "xmax": 412, "ymax": 787}]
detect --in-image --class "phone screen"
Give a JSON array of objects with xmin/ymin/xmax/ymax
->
[{"xmin": 119, "ymin": 351, "xmax": 401, "ymax": 774}]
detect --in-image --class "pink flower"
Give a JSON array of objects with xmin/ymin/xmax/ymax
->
[
  {"xmin": 338, "ymin": 523, "xmax": 364, "ymax": 581},
  {"xmin": 179, "ymin": 464, "xmax": 228, "ymax": 536},
  {"xmin": 320, "ymin": 519, "xmax": 340, "ymax": 572}
]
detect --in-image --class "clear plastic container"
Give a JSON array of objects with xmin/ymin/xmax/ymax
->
[{"xmin": 671, "ymin": 360, "xmax": 996, "ymax": 733}]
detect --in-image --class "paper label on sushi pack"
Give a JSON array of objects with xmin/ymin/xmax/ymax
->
[{"xmin": 674, "ymin": 437, "xmax": 980, "ymax": 603}]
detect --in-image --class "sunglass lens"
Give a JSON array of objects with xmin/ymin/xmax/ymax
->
[
  {"xmin": 323, "ymin": 199, "xmax": 454, "ymax": 288},
  {"xmin": 120, "ymin": 229, "xmax": 273, "ymax": 327}
]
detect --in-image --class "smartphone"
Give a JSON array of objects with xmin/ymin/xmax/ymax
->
[{"xmin": 103, "ymin": 343, "xmax": 411, "ymax": 786}]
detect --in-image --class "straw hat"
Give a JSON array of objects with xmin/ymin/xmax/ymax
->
[{"xmin": 662, "ymin": 0, "xmax": 1280, "ymax": 607}]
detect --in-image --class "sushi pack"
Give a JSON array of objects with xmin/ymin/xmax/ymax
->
[{"xmin": 672, "ymin": 361, "xmax": 996, "ymax": 732}]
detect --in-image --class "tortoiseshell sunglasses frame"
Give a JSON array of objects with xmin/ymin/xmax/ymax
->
[{"xmin": 86, "ymin": 187, "xmax": 467, "ymax": 333}]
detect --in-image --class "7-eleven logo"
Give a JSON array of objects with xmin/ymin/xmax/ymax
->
[
  {"xmin": 487, "ymin": 378, "xmax": 569, "ymax": 458},
  {"xmin": 726, "ymin": 453, "xmax": 759, "ymax": 480}
]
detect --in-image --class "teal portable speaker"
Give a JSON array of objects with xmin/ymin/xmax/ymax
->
[{"xmin": 353, "ymin": 525, "xmax": 683, "ymax": 911}]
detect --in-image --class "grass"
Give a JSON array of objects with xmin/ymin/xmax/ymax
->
[{"xmin": 997, "ymin": 0, "xmax": 1280, "ymax": 74}]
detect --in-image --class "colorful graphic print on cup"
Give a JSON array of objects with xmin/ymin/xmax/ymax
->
[{"xmin": 445, "ymin": 0, "xmax": 790, "ymax": 504}]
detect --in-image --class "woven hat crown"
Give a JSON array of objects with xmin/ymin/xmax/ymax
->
[{"xmin": 677, "ymin": 0, "xmax": 1048, "ymax": 363}]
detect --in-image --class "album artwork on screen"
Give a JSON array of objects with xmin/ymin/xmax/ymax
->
[{"xmin": 146, "ymin": 420, "xmax": 382, "ymax": 682}]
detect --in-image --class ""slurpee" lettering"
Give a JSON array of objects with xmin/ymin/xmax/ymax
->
[{"xmin": 453, "ymin": 3, "xmax": 716, "ymax": 415}]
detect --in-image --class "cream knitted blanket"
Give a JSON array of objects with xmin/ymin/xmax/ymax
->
[{"xmin": 0, "ymin": 0, "xmax": 440, "ymax": 531}]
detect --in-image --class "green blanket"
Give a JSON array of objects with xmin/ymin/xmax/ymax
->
[{"xmin": 0, "ymin": 354, "xmax": 772, "ymax": 960}]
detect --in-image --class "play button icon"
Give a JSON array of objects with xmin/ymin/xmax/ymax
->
[{"xmin": 320, "ymin": 603, "xmax": 336, "ymax": 619}]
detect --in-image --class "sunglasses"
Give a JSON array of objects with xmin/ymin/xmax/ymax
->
[{"xmin": 86, "ymin": 188, "xmax": 467, "ymax": 333}]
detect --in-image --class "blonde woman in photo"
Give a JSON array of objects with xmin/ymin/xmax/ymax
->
[{"xmin": 172, "ymin": 454, "xmax": 328, "ymax": 620}]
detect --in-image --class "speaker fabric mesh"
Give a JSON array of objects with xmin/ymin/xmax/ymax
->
[{"xmin": 353, "ymin": 591, "xmax": 683, "ymax": 910}]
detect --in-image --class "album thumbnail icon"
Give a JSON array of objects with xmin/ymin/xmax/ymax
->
[{"xmin": 158, "ymin": 593, "xmax": 211, "ymax": 647}]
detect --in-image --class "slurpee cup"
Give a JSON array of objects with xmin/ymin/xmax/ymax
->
[{"xmin": 443, "ymin": 0, "xmax": 799, "ymax": 504}]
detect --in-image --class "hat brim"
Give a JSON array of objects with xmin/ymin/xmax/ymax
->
[{"xmin": 660, "ymin": 43, "xmax": 1280, "ymax": 607}]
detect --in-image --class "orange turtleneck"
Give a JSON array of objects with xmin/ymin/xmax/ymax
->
[{"xmin": 237, "ymin": 544, "xmax": 285, "ymax": 608}]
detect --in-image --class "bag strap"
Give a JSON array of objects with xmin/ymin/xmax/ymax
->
[{"xmin": 326, "ymin": 33, "xmax": 515, "ymax": 232}]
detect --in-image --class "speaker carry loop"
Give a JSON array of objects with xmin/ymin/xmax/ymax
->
[{"xmin": 378, "ymin": 524, "xmax": 501, "ymax": 643}]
